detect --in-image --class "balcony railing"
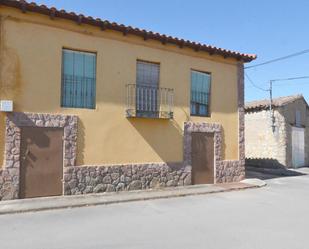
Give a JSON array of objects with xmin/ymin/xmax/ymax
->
[{"xmin": 126, "ymin": 84, "xmax": 174, "ymax": 119}]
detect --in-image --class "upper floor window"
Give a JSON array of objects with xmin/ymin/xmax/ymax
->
[
  {"xmin": 136, "ymin": 60, "xmax": 160, "ymax": 87},
  {"xmin": 190, "ymin": 70, "xmax": 211, "ymax": 116},
  {"xmin": 135, "ymin": 60, "xmax": 160, "ymax": 117},
  {"xmin": 61, "ymin": 49, "xmax": 96, "ymax": 109},
  {"xmin": 295, "ymin": 110, "xmax": 301, "ymax": 127}
]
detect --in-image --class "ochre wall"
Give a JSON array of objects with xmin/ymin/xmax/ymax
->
[{"xmin": 0, "ymin": 7, "xmax": 240, "ymax": 166}]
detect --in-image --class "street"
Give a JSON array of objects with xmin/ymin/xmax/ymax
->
[{"xmin": 0, "ymin": 168, "xmax": 309, "ymax": 249}]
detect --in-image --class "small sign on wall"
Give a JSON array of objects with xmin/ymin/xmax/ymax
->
[{"xmin": 0, "ymin": 100, "xmax": 13, "ymax": 112}]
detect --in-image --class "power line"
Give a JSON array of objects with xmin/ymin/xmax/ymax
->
[
  {"xmin": 245, "ymin": 49, "xmax": 309, "ymax": 69},
  {"xmin": 268, "ymin": 75, "xmax": 309, "ymax": 130},
  {"xmin": 270, "ymin": 76, "xmax": 309, "ymax": 82},
  {"xmin": 245, "ymin": 72, "xmax": 269, "ymax": 91},
  {"xmin": 275, "ymin": 81, "xmax": 309, "ymax": 86}
]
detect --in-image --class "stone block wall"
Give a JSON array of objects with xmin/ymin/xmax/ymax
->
[
  {"xmin": 0, "ymin": 111, "xmax": 244, "ymax": 200},
  {"xmin": 216, "ymin": 160, "xmax": 245, "ymax": 183},
  {"xmin": 0, "ymin": 168, "xmax": 19, "ymax": 200},
  {"xmin": 281, "ymin": 100, "xmax": 309, "ymax": 167},
  {"xmin": 63, "ymin": 163, "xmax": 191, "ymax": 195},
  {"xmin": 245, "ymin": 109, "xmax": 287, "ymax": 166},
  {"xmin": 184, "ymin": 122, "xmax": 245, "ymax": 184}
]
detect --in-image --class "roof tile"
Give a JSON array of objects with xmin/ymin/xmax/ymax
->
[
  {"xmin": 245, "ymin": 94, "xmax": 307, "ymax": 111},
  {"xmin": 0, "ymin": 0, "xmax": 257, "ymax": 62}
]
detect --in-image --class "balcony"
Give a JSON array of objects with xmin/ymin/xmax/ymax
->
[{"xmin": 126, "ymin": 84, "xmax": 174, "ymax": 119}]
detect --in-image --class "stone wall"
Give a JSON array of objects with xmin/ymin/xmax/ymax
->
[
  {"xmin": 237, "ymin": 63, "xmax": 245, "ymax": 171},
  {"xmin": 246, "ymin": 99, "xmax": 309, "ymax": 168},
  {"xmin": 245, "ymin": 109, "xmax": 287, "ymax": 166},
  {"xmin": 0, "ymin": 168, "xmax": 19, "ymax": 200},
  {"xmin": 0, "ymin": 112, "xmax": 78, "ymax": 200},
  {"xmin": 63, "ymin": 163, "xmax": 191, "ymax": 195},
  {"xmin": 280, "ymin": 99, "xmax": 309, "ymax": 167},
  {"xmin": 216, "ymin": 160, "xmax": 245, "ymax": 183},
  {"xmin": 0, "ymin": 112, "xmax": 244, "ymax": 200},
  {"xmin": 184, "ymin": 121, "xmax": 245, "ymax": 184}
]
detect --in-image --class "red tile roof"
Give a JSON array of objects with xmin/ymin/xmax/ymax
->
[
  {"xmin": 245, "ymin": 94, "xmax": 308, "ymax": 112},
  {"xmin": 0, "ymin": 0, "xmax": 257, "ymax": 62}
]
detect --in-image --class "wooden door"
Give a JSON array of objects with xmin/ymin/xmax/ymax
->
[
  {"xmin": 20, "ymin": 127, "xmax": 63, "ymax": 198},
  {"xmin": 191, "ymin": 132, "xmax": 214, "ymax": 184}
]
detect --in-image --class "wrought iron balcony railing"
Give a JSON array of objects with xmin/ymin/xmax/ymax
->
[{"xmin": 126, "ymin": 84, "xmax": 174, "ymax": 119}]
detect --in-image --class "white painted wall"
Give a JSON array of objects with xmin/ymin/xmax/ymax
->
[{"xmin": 245, "ymin": 109, "xmax": 287, "ymax": 166}]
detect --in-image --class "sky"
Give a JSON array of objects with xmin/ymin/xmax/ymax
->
[{"xmin": 35, "ymin": 0, "xmax": 309, "ymax": 103}]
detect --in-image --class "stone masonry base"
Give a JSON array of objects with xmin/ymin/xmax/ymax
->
[
  {"xmin": 0, "ymin": 112, "xmax": 244, "ymax": 200},
  {"xmin": 216, "ymin": 161, "xmax": 245, "ymax": 183},
  {"xmin": 63, "ymin": 163, "xmax": 191, "ymax": 195}
]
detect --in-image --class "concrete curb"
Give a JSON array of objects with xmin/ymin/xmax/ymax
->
[{"xmin": 0, "ymin": 179, "xmax": 266, "ymax": 215}]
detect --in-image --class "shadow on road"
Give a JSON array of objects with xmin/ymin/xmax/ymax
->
[{"xmin": 245, "ymin": 166, "xmax": 308, "ymax": 180}]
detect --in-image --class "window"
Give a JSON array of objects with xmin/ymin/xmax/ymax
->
[
  {"xmin": 190, "ymin": 70, "xmax": 211, "ymax": 116},
  {"xmin": 136, "ymin": 60, "xmax": 159, "ymax": 87},
  {"xmin": 61, "ymin": 49, "xmax": 96, "ymax": 109},
  {"xmin": 136, "ymin": 60, "xmax": 160, "ymax": 117},
  {"xmin": 295, "ymin": 110, "xmax": 301, "ymax": 127}
]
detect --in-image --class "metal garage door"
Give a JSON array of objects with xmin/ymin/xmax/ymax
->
[
  {"xmin": 292, "ymin": 126, "xmax": 305, "ymax": 168},
  {"xmin": 191, "ymin": 132, "xmax": 215, "ymax": 184},
  {"xmin": 20, "ymin": 127, "xmax": 64, "ymax": 198}
]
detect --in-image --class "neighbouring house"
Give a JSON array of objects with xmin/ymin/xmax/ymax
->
[
  {"xmin": 0, "ymin": 0, "xmax": 256, "ymax": 200},
  {"xmin": 245, "ymin": 95, "xmax": 309, "ymax": 169}
]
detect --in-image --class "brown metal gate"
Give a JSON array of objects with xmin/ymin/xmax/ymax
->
[
  {"xmin": 20, "ymin": 127, "xmax": 63, "ymax": 198},
  {"xmin": 191, "ymin": 132, "xmax": 214, "ymax": 184}
]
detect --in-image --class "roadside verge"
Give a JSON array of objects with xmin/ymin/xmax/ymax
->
[{"xmin": 0, "ymin": 178, "xmax": 266, "ymax": 215}]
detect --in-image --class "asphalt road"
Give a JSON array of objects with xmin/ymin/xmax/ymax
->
[{"xmin": 1, "ymin": 168, "xmax": 309, "ymax": 249}]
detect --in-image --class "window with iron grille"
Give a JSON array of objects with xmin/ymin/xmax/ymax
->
[
  {"xmin": 190, "ymin": 70, "xmax": 211, "ymax": 116},
  {"xmin": 136, "ymin": 60, "xmax": 160, "ymax": 117},
  {"xmin": 61, "ymin": 49, "xmax": 96, "ymax": 109}
]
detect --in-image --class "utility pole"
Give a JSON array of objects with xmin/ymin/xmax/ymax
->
[
  {"xmin": 267, "ymin": 75, "xmax": 309, "ymax": 132},
  {"xmin": 269, "ymin": 80, "xmax": 276, "ymax": 132}
]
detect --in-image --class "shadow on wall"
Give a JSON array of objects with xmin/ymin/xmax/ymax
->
[
  {"xmin": 128, "ymin": 118, "xmax": 183, "ymax": 163},
  {"xmin": 246, "ymin": 158, "xmax": 287, "ymax": 169},
  {"xmin": 8, "ymin": 113, "xmax": 51, "ymax": 148},
  {"xmin": 0, "ymin": 46, "xmax": 22, "ymax": 102},
  {"xmin": 245, "ymin": 158, "xmax": 307, "ymax": 180}
]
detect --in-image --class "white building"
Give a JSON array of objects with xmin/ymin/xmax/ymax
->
[{"xmin": 245, "ymin": 95, "xmax": 309, "ymax": 168}]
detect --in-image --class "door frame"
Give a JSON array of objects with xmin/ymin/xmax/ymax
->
[
  {"xmin": 191, "ymin": 131, "xmax": 215, "ymax": 184},
  {"xmin": 4, "ymin": 112, "xmax": 78, "ymax": 199},
  {"xmin": 19, "ymin": 127, "xmax": 64, "ymax": 198},
  {"xmin": 184, "ymin": 122, "xmax": 223, "ymax": 184}
]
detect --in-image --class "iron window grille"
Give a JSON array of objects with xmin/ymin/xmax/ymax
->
[
  {"xmin": 190, "ymin": 70, "xmax": 211, "ymax": 117},
  {"xmin": 61, "ymin": 49, "xmax": 96, "ymax": 109}
]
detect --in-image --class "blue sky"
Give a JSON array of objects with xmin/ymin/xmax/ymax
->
[{"xmin": 35, "ymin": 0, "xmax": 309, "ymax": 103}]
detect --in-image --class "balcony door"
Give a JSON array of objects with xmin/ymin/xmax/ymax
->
[{"xmin": 136, "ymin": 60, "xmax": 160, "ymax": 118}]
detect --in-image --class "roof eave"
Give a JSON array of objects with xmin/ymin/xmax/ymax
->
[{"xmin": 0, "ymin": 0, "xmax": 257, "ymax": 62}]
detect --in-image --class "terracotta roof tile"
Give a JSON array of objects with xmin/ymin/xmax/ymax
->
[
  {"xmin": 245, "ymin": 94, "xmax": 308, "ymax": 112},
  {"xmin": 0, "ymin": 0, "xmax": 257, "ymax": 62}
]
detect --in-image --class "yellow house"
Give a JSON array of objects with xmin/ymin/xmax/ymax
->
[{"xmin": 0, "ymin": 0, "xmax": 256, "ymax": 200}]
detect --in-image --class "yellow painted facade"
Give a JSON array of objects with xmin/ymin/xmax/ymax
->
[{"xmin": 0, "ymin": 7, "xmax": 241, "ymax": 167}]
